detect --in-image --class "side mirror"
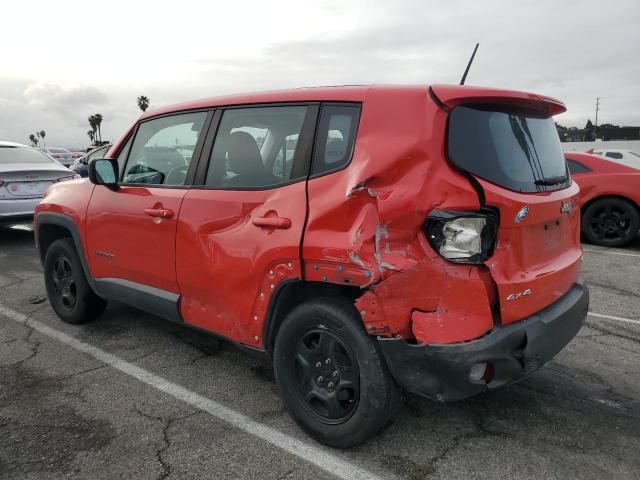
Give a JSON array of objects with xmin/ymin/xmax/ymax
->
[{"xmin": 88, "ymin": 158, "xmax": 119, "ymax": 189}]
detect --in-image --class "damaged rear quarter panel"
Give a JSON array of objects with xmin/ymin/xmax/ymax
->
[{"xmin": 303, "ymin": 86, "xmax": 493, "ymax": 343}]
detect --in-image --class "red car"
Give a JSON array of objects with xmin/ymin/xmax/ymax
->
[
  {"xmin": 566, "ymin": 152, "xmax": 640, "ymax": 246},
  {"xmin": 35, "ymin": 85, "xmax": 588, "ymax": 447}
]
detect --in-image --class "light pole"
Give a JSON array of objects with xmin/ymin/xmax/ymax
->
[{"xmin": 594, "ymin": 97, "xmax": 600, "ymax": 141}]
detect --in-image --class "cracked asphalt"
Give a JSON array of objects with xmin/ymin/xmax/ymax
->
[{"xmin": 1, "ymin": 226, "xmax": 639, "ymax": 480}]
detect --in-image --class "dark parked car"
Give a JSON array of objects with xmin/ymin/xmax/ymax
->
[{"xmin": 70, "ymin": 145, "xmax": 111, "ymax": 177}]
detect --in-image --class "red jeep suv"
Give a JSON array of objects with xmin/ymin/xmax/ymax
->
[{"xmin": 35, "ymin": 85, "xmax": 589, "ymax": 448}]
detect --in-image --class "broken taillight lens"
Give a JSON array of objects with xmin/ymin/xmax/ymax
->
[{"xmin": 424, "ymin": 210, "xmax": 498, "ymax": 264}]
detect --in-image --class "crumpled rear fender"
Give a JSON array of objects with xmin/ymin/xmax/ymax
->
[{"xmin": 302, "ymin": 86, "xmax": 494, "ymax": 343}]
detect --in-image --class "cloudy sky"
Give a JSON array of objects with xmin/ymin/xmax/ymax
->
[{"xmin": 1, "ymin": 0, "xmax": 638, "ymax": 147}]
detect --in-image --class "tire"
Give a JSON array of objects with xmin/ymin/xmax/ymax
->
[
  {"xmin": 44, "ymin": 238, "xmax": 107, "ymax": 324},
  {"xmin": 582, "ymin": 198, "xmax": 640, "ymax": 247},
  {"xmin": 273, "ymin": 298, "xmax": 403, "ymax": 448}
]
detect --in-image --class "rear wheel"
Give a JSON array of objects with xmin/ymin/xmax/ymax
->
[
  {"xmin": 44, "ymin": 238, "xmax": 107, "ymax": 324},
  {"xmin": 273, "ymin": 298, "xmax": 403, "ymax": 448},
  {"xmin": 582, "ymin": 198, "xmax": 639, "ymax": 247}
]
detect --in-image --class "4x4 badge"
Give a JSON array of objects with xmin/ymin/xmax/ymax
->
[{"xmin": 515, "ymin": 205, "xmax": 529, "ymax": 224}]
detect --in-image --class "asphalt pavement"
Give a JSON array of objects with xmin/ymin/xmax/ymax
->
[{"xmin": 1, "ymin": 226, "xmax": 638, "ymax": 480}]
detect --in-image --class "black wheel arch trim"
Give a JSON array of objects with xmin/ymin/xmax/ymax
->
[{"xmin": 35, "ymin": 212, "xmax": 104, "ymax": 298}]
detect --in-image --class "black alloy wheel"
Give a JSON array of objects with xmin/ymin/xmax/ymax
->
[
  {"xmin": 582, "ymin": 198, "xmax": 639, "ymax": 247},
  {"xmin": 51, "ymin": 256, "xmax": 77, "ymax": 310},
  {"xmin": 44, "ymin": 238, "xmax": 107, "ymax": 324},
  {"xmin": 291, "ymin": 329, "xmax": 360, "ymax": 423},
  {"xmin": 273, "ymin": 299, "xmax": 403, "ymax": 448}
]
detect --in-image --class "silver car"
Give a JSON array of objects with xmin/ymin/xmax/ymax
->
[
  {"xmin": 40, "ymin": 147, "xmax": 74, "ymax": 166},
  {"xmin": 1, "ymin": 141, "xmax": 79, "ymax": 225}
]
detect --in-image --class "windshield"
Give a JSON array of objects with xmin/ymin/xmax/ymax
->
[
  {"xmin": 448, "ymin": 105, "xmax": 569, "ymax": 193},
  {"xmin": 0, "ymin": 147, "xmax": 55, "ymax": 164}
]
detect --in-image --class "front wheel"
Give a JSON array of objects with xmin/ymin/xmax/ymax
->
[
  {"xmin": 44, "ymin": 238, "xmax": 107, "ymax": 324},
  {"xmin": 582, "ymin": 198, "xmax": 640, "ymax": 247},
  {"xmin": 273, "ymin": 298, "xmax": 403, "ymax": 448}
]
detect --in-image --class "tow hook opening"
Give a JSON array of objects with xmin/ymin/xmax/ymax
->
[{"xmin": 469, "ymin": 362, "xmax": 495, "ymax": 384}]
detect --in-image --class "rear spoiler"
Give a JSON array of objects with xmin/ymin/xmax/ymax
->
[{"xmin": 430, "ymin": 84, "xmax": 566, "ymax": 116}]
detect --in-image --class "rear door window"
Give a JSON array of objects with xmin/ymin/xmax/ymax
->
[
  {"xmin": 311, "ymin": 104, "xmax": 360, "ymax": 175},
  {"xmin": 205, "ymin": 106, "xmax": 308, "ymax": 189},
  {"xmin": 448, "ymin": 105, "xmax": 569, "ymax": 193}
]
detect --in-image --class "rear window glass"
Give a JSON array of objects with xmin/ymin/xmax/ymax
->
[
  {"xmin": 311, "ymin": 104, "xmax": 360, "ymax": 175},
  {"xmin": 0, "ymin": 147, "xmax": 54, "ymax": 164},
  {"xmin": 448, "ymin": 105, "xmax": 569, "ymax": 193}
]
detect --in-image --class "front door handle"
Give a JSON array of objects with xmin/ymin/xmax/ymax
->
[
  {"xmin": 252, "ymin": 216, "xmax": 291, "ymax": 229},
  {"xmin": 144, "ymin": 208, "xmax": 174, "ymax": 219}
]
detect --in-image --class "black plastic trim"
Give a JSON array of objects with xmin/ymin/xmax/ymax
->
[
  {"xmin": 261, "ymin": 278, "xmax": 299, "ymax": 353},
  {"xmin": 378, "ymin": 279, "xmax": 589, "ymax": 402},
  {"xmin": 94, "ymin": 278, "xmax": 182, "ymax": 323},
  {"xmin": 34, "ymin": 212, "xmax": 102, "ymax": 297},
  {"xmin": 428, "ymin": 86, "xmax": 451, "ymax": 113}
]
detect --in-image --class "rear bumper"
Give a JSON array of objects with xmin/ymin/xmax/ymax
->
[
  {"xmin": 0, "ymin": 198, "xmax": 40, "ymax": 223},
  {"xmin": 378, "ymin": 279, "xmax": 589, "ymax": 402}
]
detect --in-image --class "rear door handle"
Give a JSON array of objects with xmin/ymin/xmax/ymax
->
[
  {"xmin": 144, "ymin": 208, "xmax": 174, "ymax": 219},
  {"xmin": 252, "ymin": 216, "xmax": 291, "ymax": 229}
]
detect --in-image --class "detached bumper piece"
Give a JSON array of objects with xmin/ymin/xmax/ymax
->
[{"xmin": 378, "ymin": 279, "xmax": 589, "ymax": 402}]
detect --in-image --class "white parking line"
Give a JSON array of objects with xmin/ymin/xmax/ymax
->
[
  {"xmin": 0, "ymin": 304, "xmax": 384, "ymax": 480},
  {"xmin": 589, "ymin": 312, "xmax": 640, "ymax": 326},
  {"xmin": 582, "ymin": 248, "xmax": 640, "ymax": 258}
]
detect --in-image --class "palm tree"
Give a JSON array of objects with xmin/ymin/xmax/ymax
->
[
  {"xmin": 28, "ymin": 134, "xmax": 37, "ymax": 147},
  {"xmin": 87, "ymin": 130, "xmax": 95, "ymax": 146},
  {"xmin": 137, "ymin": 96, "xmax": 150, "ymax": 112},
  {"xmin": 93, "ymin": 113, "xmax": 103, "ymax": 143},
  {"xmin": 39, "ymin": 130, "xmax": 46, "ymax": 148},
  {"xmin": 88, "ymin": 116, "xmax": 97, "ymax": 143}
]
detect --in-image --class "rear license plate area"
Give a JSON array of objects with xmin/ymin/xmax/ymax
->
[
  {"xmin": 7, "ymin": 181, "xmax": 52, "ymax": 197},
  {"xmin": 544, "ymin": 220, "xmax": 562, "ymax": 249}
]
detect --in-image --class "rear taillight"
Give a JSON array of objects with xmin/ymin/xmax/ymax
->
[{"xmin": 424, "ymin": 210, "xmax": 498, "ymax": 264}]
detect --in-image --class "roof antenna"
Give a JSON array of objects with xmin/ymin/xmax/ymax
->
[{"xmin": 459, "ymin": 43, "xmax": 479, "ymax": 85}]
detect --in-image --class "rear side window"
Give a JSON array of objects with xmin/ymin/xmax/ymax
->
[
  {"xmin": 311, "ymin": 104, "xmax": 360, "ymax": 175},
  {"xmin": 448, "ymin": 105, "xmax": 569, "ymax": 193},
  {"xmin": 205, "ymin": 106, "xmax": 308, "ymax": 189},
  {"xmin": 122, "ymin": 112, "xmax": 207, "ymax": 186},
  {"xmin": 567, "ymin": 159, "xmax": 591, "ymax": 174}
]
